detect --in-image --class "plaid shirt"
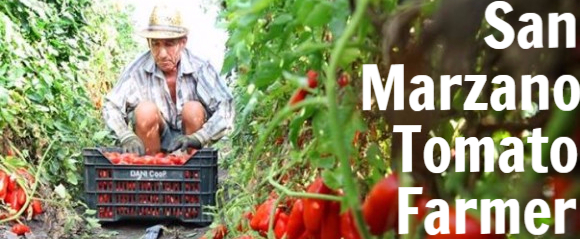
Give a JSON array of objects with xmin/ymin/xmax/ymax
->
[{"xmin": 102, "ymin": 48, "xmax": 234, "ymax": 145}]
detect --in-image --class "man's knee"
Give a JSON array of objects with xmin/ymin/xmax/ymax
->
[
  {"xmin": 182, "ymin": 101, "xmax": 205, "ymax": 133},
  {"xmin": 183, "ymin": 101, "xmax": 205, "ymax": 122},
  {"xmin": 135, "ymin": 101, "xmax": 162, "ymax": 131}
]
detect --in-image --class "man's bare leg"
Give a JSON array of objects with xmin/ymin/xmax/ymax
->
[
  {"xmin": 182, "ymin": 101, "xmax": 206, "ymax": 135},
  {"xmin": 134, "ymin": 101, "xmax": 164, "ymax": 155}
]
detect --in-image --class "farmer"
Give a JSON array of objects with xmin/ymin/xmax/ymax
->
[{"xmin": 102, "ymin": 5, "xmax": 234, "ymax": 156}]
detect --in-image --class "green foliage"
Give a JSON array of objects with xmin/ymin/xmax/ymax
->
[{"xmin": 0, "ymin": 0, "xmax": 138, "ymax": 196}]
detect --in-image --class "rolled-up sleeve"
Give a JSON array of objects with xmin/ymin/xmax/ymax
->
[
  {"xmin": 102, "ymin": 72, "xmax": 140, "ymax": 141},
  {"xmin": 192, "ymin": 62, "xmax": 235, "ymax": 145}
]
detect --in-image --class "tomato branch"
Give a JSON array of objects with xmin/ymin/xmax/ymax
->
[
  {"xmin": 325, "ymin": 0, "xmax": 372, "ymax": 237},
  {"xmin": 246, "ymin": 97, "xmax": 328, "ymax": 183},
  {"xmin": 268, "ymin": 193, "xmax": 285, "ymax": 239},
  {"xmin": 267, "ymin": 167, "xmax": 342, "ymax": 202}
]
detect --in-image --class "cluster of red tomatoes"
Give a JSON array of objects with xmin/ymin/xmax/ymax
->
[
  {"xmin": 0, "ymin": 167, "xmax": 43, "ymax": 236},
  {"xmin": 102, "ymin": 152, "xmax": 194, "ymax": 165}
]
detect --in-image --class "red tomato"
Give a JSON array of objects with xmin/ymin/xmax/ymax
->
[
  {"xmin": 289, "ymin": 89, "xmax": 308, "ymax": 106},
  {"xmin": 287, "ymin": 199, "xmax": 306, "ymax": 239},
  {"xmin": 110, "ymin": 156, "xmax": 121, "ymax": 164},
  {"xmin": 15, "ymin": 188, "xmax": 26, "ymax": 206},
  {"xmin": 321, "ymin": 202, "xmax": 341, "ymax": 239},
  {"xmin": 250, "ymin": 198, "xmax": 280, "ymax": 233},
  {"xmin": 142, "ymin": 156, "xmax": 155, "ymax": 165},
  {"xmin": 337, "ymin": 74, "xmax": 349, "ymax": 88},
  {"xmin": 303, "ymin": 177, "xmax": 333, "ymax": 233},
  {"xmin": 362, "ymin": 173, "xmax": 399, "ymax": 235},
  {"xmin": 121, "ymin": 154, "xmax": 133, "ymax": 164},
  {"xmin": 156, "ymin": 157, "xmax": 172, "ymax": 165},
  {"xmin": 7, "ymin": 175, "xmax": 17, "ymax": 192},
  {"xmin": 31, "ymin": 200, "xmax": 43, "ymax": 215},
  {"xmin": 341, "ymin": 211, "xmax": 361, "ymax": 239},
  {"xmin": 11, "ymin": 224, "xmax": 30, "ymax": 235},
  {"xmin": 307, "ymin": 70, "xmax": 318, "ymax": 88},
  {"xmin": 132, "ymin": 157, "xmax": 145, "ymax": 165},
  {"xmin": 6, "ymin": 191, "xmax": 20, "ymax": 211},
  {"xmin": 275, "ymin": 212, "xmax": 289, "ymax": 239}
]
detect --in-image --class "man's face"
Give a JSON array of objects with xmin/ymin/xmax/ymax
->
[{"xmin": 150, "ymin": 38, "xmax": 187, "ymax": 73}]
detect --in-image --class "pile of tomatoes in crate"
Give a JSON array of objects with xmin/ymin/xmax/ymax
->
[
  {"xmin": 102, "ymin": 151, "xmax": 195, "ymax": 165},
  {"xmin": 0, "ymin": 167, "xmax": 43, "ymax": 236},
  {"xmin": 94, "ymin": 168, "xmax": 202, "ymax": 220}
]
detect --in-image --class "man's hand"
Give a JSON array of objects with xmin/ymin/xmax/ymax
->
[
  {"xmin": 168, "ymin": 135, "xmax": 202, "ymax": 153},
  {"xmin": 120, "ymin": 133, "xmax": 145, "ymax": 156}
]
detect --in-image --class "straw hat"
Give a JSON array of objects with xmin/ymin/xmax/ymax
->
[{"xmin": 138, "ymin": 5, "xmax": 189, "ymax": 39}]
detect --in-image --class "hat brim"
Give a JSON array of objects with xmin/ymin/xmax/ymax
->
[{"xmin": 137, "ymin": 29, "xmax": 188, "ymax": 39}]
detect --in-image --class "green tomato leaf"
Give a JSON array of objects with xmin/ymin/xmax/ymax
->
[
  {"xmin": 338, "ymin": 48, "xmax": 360, "ymax": 69},
  {"xmin": 321, "ymin": 169, "xmax": 342, "ymax": 190},
  {"xmin": 303, "ymin": 1, "xmax": 333, "ymax": 28}
]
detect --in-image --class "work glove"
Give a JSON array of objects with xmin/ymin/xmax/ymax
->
[
  {"xmin": 168, "ymin": 134, "xmax": 203, "ymax": 153},
  {"xmin": 120, "ymin": 133, "xmax": 145, "ymax": 156}
]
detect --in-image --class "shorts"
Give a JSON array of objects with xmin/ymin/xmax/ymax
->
[
  {"xmin": 128, "ymin": 112, "xmax": 184, "ymax": 152},
  {"xmin": 128, "ymin": 106, "xmax": 208, "ymax": 152}
]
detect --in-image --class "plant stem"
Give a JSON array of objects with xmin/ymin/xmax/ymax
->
[
  {"xmin": 268, "ymin": 168, "xmax": 342, "ymax": 201},
  {"xmin": 268, "ymin": 193, "xmax": 285, "ymax": 239},
  {"xmin": 325, "ymin": 0, "xmax": 371, "ymax": 237}
]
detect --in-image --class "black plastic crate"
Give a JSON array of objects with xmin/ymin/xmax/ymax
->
[{"xmin": 83, "ymin": 147, "xmax": 218, "ymax": 225}]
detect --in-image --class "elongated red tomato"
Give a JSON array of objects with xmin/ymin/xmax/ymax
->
[
  {"xmin": 362, "ymin": 173, "xmax": 399, "ymax": 235},
  {"xmin": 6, "ymin": 192, "xmax": 20, "ymax": 211},
  {"xmin": 250, "ymin": 198, "xmax": 280, "ymax": 233},
  {"xmin": 307, "ymin": 70, "xmax": 318, "ymax": 88},
  {"xmin": 11, "ymin": 224, "xmax": 30, "ymax": 235},
  {"xmin": 321, "ymin": 202, "xmax": 341, "ymax": 239},
  {"xmin": 289, "ymin": 89, "xmax": 308, "ymax": 106},
  {"xmin": 287, "ymin": 199, "xmax": 306, "ymax": 239},
  {"xmin": 340, "ymin": 211, "xmax": 361, "ymax": 239},
  {"xmin": 32, "ymin": 200, "xmax": 43, "ymax": 215},
  {"xmin": 16, "ymin": 188, "xmax": 26, "ymax": 206},
  {"xmin": 275, "ymin": 212, "xmax": 289, "ymax": 239},
  {"xmin": 303, "ymin": 178, "xmax": 333, "ymax": 233}
]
